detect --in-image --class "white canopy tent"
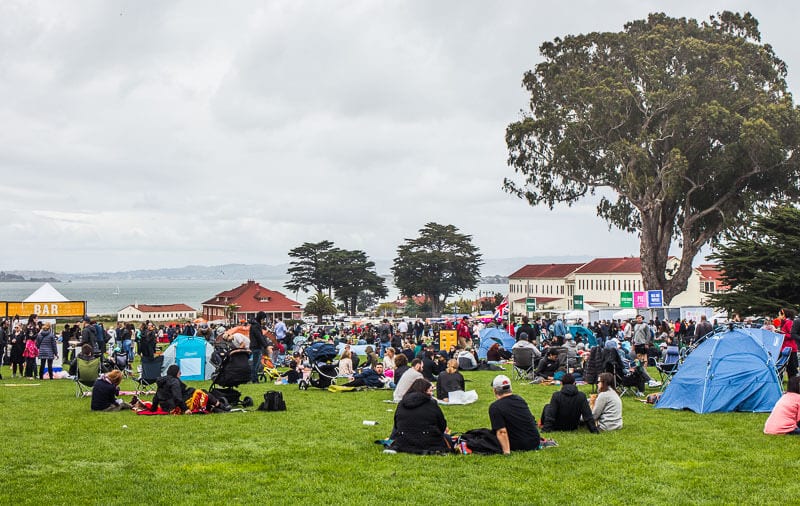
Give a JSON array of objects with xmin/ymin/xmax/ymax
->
[
  {"xmin": 24, "ymin": 283, "xmax": 69, "ymax": 302},
  {"xmin": 612, "ymin": 308, "xmax": 638, "ymax": 320}
]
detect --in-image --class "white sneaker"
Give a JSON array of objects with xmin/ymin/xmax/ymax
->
[{"xmin": 648, "ymin": 380, "xmax": 662, "ymax": 387}]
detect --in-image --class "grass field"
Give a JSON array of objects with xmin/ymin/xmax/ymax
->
[{"xmin": 0, "ymin": 362, "xmax": 795, "ymax": 505}]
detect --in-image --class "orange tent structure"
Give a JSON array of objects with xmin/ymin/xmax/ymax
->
[{"xmin": 227, "ymin": 325, "xmax": 279, "ymax": 348}]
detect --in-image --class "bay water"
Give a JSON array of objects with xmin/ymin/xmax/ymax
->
[{"xmin": 0, "ymin": 280, "xmax": 508, "ymax": 317}]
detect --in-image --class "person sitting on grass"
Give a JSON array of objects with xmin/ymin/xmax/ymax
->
[
  {"xmin": 764, "ymin": 376, "xmax": 800, "ymax": 435},
  {"xmin": 393, "ymin": 353, "xmax": 410, "ymax": 384},
  {"xmin": 541, "ymin": 373, "xmax": 598, "ymax": 433},
  {"xmin": 436, "ymin": 359, "xmax": 465, "ymax": 402},
  {"xmin": 337, "ymin": 350, "xmax": 354, "ymax": 377},
  {"xmin": 388, "ymin": 378, "xmax": 450, "ymax": 455},
  {"xmin": 590, "ymin": 372, "xmax": 623, "ymax": 432},
  {"xmin": 91, "ymin": 370, "xmax": 134, "ymax": 412},
  {"xmin": 393, "ymin": 359, "xmax": 424, "ymax": 402},
  {"xmin": 150, "ymin": 365, "xmax": 229, "ymax": 414},
  {"xmin": 488, "ymin": 374, "xmax": 541, "ymax": 454}
]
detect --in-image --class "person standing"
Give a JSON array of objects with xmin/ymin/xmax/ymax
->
[
  {"xmin": 456, "ymin": 316, "xmax": 471, "ymax": 349},
  {"xmin": 80, "ymin": 316, "xmax": 97, "ymax": 353},
  {"xmin": 249, "ymin": 311, "xmax": 268, "ymax": 384},
  {"xmin": 9, "ymin": 324, "xmax": 25, "ymax": 378},
  {"xmin": 552, "ymin": 316, "xmax": 567, "ymax": 346},
  {"xmin": 632, "ymin": 314, "xmax": 650, "ymax": 361},
  {"xmin": 378, "ymin": 319, "xmax": 393, "ymax": 358},
  {"xmin": 779, "ymin": 308, "xmax": 798, "ymax": 379},
  {"xmin": 274, "ymin": 317, "xmax": 287, "ymax": 351},
  {"xmin": 36, "ymin": 322, "xmax": 58, "ymax": 380},
  {"xmin": 0, "ymin": 319, "xmax": 7, "ymax": 379},
  {"xmin": 694, "ymin": 314, "xmax": 713, "ymax": 342},
  {"xmin": 488, "ymin": 375, "xmax": 541, "ymax": 454},
  {"xmin": 140, "ymin": 322, "xmax": 157, "ymax": 359}
]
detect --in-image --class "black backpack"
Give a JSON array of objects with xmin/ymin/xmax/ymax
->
[
  {"xmin": 457, "ymin": 428, "xmax": 503, "ymax": 455},
  {"xmin": 258, "ymin": 390, "xmax": 286, "ymax": 411}
]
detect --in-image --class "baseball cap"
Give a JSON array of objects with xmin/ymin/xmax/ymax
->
[{"xmin": 492, "ymin": 374, "xmax": 512, "ymax": 391}]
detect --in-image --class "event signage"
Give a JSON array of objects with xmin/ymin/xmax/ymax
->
[
  {"xmin": 633, "ymin": 291, "xmax": 647, "ymax": 308},
  {"xmin": 620, "ymin": 291, "xmax": 633, "ymax": 308},
  {"xmin": 573, "ymin": 295, "xmax": 584, "ymax": 310},
  {"xmin": 439, "ymin": 330, "xmax": 457, "ymax": 351},
  {"xmin": 525, "ymin": 298, "xmax": 537, "ymax": 312},
  {"xmin": 647, "ymin": 290, "xmax": 664, "ymax": 308},
  {"xmin": 0, "ymin": 301, "xmax": 87, "ymax": 318}
]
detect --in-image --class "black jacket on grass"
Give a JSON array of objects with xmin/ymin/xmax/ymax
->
[
  {"xmin": 541, "ymin": 384, "xmax": 598, "ymax": 433},
  {"xmin": 390, "ymin": 392, "xmax": 449, "ymax": 454}
]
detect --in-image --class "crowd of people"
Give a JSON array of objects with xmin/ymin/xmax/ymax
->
[{"xmin": 3, "ymin": 308, "xmax": 799, "ymax": 444}]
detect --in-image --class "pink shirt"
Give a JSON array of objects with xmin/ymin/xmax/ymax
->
[{"xmin": 764, "ymin": 392, "xmax": 800, "ymax": 435}]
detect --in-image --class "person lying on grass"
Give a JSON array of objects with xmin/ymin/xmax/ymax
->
[
  {"xmin": 91, "ymin": 370, "xmax": 134, "ymax": 412},
  {"xmin": 342, "ymin": 363, "xmax": 391, "ymax": 388},
  {"xmin": 149, "ymin": 365, "xmax": 230, "ymax": 414},
  {"xmin": 764, "ymin": 376, "xmax": 800, "ymax": 435}
]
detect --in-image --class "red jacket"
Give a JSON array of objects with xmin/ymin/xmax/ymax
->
[{"xmin": 781, "ymin": 319, "xmax": 797, "ymax": 352}]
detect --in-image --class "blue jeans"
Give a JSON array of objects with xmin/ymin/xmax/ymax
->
[
  {"xmin": 123, "ymin": 339, "xmax": 134, "ymax": 362},
  {"xmin": 250, "ymin": 349, "xmax": 262, "ymax": 383},
  {"xmin": 379, "ymin": 341, "xmax": 390, "ymax": 358}
]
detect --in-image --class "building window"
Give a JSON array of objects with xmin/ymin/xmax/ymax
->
[{"xmin": 703, "ymin": 281, "xmax": 716, "ymax": 293}]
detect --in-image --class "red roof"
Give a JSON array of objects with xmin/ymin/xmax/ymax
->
[
  {"xmin": 575, "ymin": 257, "xmax": 641, "ymax": 274},
  {"xmin": 513, "ymin": 297, "xmax": 561, "ymax": 303},
  {"xmin": 127, "ymin": 304, "xmax": 195, "ymax": 312},
  {"xmin": 509, "ymin": 263, "xmax": 585, "ymax": 279},
  {"xmin": 697, "ymin": 264, "xmax": 724, "ymax": 281},
  {"xmin": 201, "ymin": 280, "xmax": 301, "ymax": 312}
]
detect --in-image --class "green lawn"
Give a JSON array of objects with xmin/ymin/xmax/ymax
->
[{"xmin": 1, "ymin": 364, "xmax": 796, "ymax": 505}]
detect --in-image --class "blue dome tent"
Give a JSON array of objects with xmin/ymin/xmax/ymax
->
[
  {"xmin": 477, "ymin": 328, "xmax": 516, "ymax": 359},
  {"xmin": 656, "ymin": 328, "xmax": 783, "ymax": 413},
  {"xmin": 161, "ymin": 335, "xmax": 216, "ymax": 381}
]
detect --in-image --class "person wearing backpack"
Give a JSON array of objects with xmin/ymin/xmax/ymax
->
[{"xmin": 488, "ymin": 374, "xmax": 541, "ymax": 454}]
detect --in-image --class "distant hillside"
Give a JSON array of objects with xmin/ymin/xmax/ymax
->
[
  {"xmin": 0, "ymin": 271, "xmax": 61, "ymax": 282},
  {"xmin": 5, "ymin": 256, "xmax": 594, "ymax": 281}
]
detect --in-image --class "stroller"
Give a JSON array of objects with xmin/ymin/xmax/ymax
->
[
  {"xmin": 298, "ymin": 342, "xmax": 339, "ymax": 390},
  {"xmin": 209, "ymin": 347, "xmax": 253, "ymax": 408}
]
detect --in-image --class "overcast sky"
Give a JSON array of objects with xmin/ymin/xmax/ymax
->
[{"xmin": 1, "ymin": 0, "xmax": 797, "ymax": 273}]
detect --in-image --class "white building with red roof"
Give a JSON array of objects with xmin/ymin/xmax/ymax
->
[
  {"xmin": 509, "ymin": 257, "xmax": 726, "ymax": 312},
  {"xmin": 200, "ymin": 280, "xmax": 302, "ymax": 323},
  {"xmin": 117, "ymin": 303, "xmax": 197, "ymax": 322},
  {"xmin": 508, "ymin": 263, "xmax": 584, "ymax": 313}
]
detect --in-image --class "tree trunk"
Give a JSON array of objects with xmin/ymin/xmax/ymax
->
[{"xmin": 639, "ymin": 211, "xmax": 702, "ymax": 305}]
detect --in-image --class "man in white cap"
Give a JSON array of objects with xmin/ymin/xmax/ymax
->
[{"xmin": 488, "ymin": 374, "xmax": 541, "ymax": 454}]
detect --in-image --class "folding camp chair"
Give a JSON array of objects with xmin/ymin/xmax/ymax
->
[
  {"xmin": 775, "ymin": 346, "xmax": 792, "ymax": 383},
  {"xmin": 511, "ymin": 346, "xmax": 535, "ymax": 381},
  {"xmin": 601, "ymin": 347, "xmax": 643, "ymax": 397},
  {"xmin": 74, "ymin": 356, "xmax": 101, "ymax": 398},
  {"xmin": 655, "ymin": 346, "xmax": 681, "ymax": 390},
  {"xmin": 135, "ymin": 355, "xmax": 164, "ymax": 396}
]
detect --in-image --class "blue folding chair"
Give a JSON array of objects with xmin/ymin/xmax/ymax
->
[
  {"xmin": 775, "ymin": 346, "xmax": 792, "ymax": 383},
  {"xmin": 655, "ymin": 346, "xmax": 681, "ymax": 390}
]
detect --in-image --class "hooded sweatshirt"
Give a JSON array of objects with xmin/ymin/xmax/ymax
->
[
  {"xmin": 390, "ymin": 392, "xmax": 449, "ymax": 454},
  {"xmin": 542, "ymin": 384, "xmax": 598, "ymax": 433}
]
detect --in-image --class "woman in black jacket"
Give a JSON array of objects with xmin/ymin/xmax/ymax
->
[
  {"xmin": 389, "ymin": 378, "xmax": 450, "ymax": 454},
  {"xmin": 435, "ymin": 359, "xmax": 465, "ymax": 401}
]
